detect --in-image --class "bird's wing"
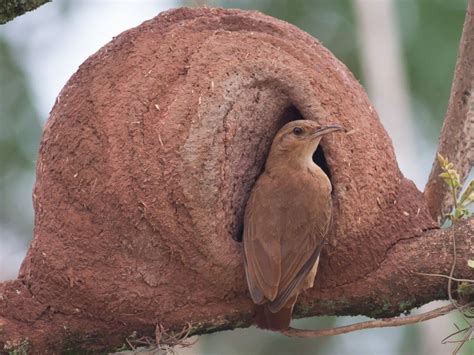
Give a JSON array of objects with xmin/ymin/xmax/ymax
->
[
  {"xmin": 268, "ymin": 190, "xmax": 332, "ymax": 313},
  {"xmin": 243, "ymin": 175, "xmax": 282, "ymax": 304},
  {"xmin": 267, "ymin": 238, "xmax": 324, "ymax": 312},
  {"xmin": 243, "ymin": 172, "xmax": 332, "ymax": 311}
]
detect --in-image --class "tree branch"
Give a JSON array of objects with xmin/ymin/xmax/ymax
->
[
  {"xmin": 0, "ymin": 0, "xmax": 51, "ymax": 24},
  {"xmin": 424, "ymin": 0, "xmax": 474, "ymax": 224},
  {"xmin": 1, "ymin": 217, "xmax": 473, "ymax": 352},
  {"xmin": 283, "ymin": 304, "xmax": 458, "ymax": 338}
]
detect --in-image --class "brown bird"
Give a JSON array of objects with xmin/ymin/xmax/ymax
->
[{"xmin": 243, "ymin": 119, "xmax": 342, "ymax": 330}]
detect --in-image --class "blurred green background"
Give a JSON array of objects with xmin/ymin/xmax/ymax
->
[{"xmin": 0, "ymin": 0, "xmax": 469, "ymax": 354}]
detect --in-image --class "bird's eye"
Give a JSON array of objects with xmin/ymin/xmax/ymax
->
[{"xmin": 293, "ymin": 127, "xmax": 304, "ymax": 136}]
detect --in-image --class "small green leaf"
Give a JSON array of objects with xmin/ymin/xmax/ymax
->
[
  {"xmin": 459, "ymin": 207, "xmax": 470, "ymax": 217},
  {"xmin": 436, "ymin": 154, "xmax": 472, "ymax": 222},
  {"xmin": 452, "ymin": 208, "xmax": 467, "ymax": 220},
  {"xmin": 439, "ymin": 172, "xmax": 451, "ymax": 179},
  {"xmin": 447, "ymin": 180, "xmax": 457, "ymax": 188},
  {"xmin": 447, "ymin": 169, "xmax": 459, "ymax": 179},
  {"xmin": 437, "ymin": 153, "xmax": 447, "ymax": 166}
]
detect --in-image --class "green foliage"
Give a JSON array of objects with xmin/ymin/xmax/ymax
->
[
  {"xmin": 437, "ymin": 153, "xmax": 473, "ymax": 222},
  {"xmin": 0, "ymin": 36, "xmax": 42, "ymax": 239},
  {"xmin": 437, "ymin": 154, "xmax": 474, "ymax": 273},
  {"xmin": 397, "ymin": 0, "xmax": 468, "ymax": 140}
]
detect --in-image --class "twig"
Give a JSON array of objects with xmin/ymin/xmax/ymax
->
[
  {"xmin": 125, "ymin": 337, "xmax": 136, "ymax": 351},
  {"xmin": 444, "ymin": 225, "xmax": 474, "ymax": 354},
  {"xmin": 414, "ymin": 272, "xmax": 474, "ymax": 283},
  {"xmin": 282, "ymin": 304, "xmax": 459, "ymax": 338},
  {"xmin": 442, "ymin": 322, "xmax": 474, "ymax": 355},
  {"xmin": 155, "ymin": 323, "xmax": 196, "ymax": 349}
]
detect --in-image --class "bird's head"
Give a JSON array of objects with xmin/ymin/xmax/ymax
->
[{"xmin": 267, "ymin": 119, "xmax": 343, "ymax": 168}]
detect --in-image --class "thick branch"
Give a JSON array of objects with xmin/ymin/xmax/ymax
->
[
  {"xmin": 0, "ymin": 0, "xmax": 51, "ymax": 24},
  {"xmin": 1, "ymin": 217, "xmax": 473, "ymax": 353},
  {"xmin": 424, "ymin": 0, "xmax": 474, "ymax": 224}
]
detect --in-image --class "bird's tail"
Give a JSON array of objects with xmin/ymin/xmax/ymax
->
[{"xmin": 255, "ymin": 304, "xmax": 293, "ymax": 330}]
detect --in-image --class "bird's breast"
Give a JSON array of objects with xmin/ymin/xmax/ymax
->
[{"xmin": 267, "ymin": 166, "xmax": 332, "ymax": 214}]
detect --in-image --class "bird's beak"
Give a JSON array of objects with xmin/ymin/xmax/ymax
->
[{"xmin": 310, "ymin": 124, "xmax": 344, "ymax": 138}]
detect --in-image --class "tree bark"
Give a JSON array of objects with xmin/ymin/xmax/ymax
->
[
  {"xmin": 0, "ymin": 0, "xmax": 51, "ymax": 24},
  {"xmin": 424, "ymin": 0, "xmax": 474, "ymax": 224}
]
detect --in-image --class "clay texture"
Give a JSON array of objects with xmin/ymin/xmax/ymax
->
[{"xmin": 0, "ymin": 7, "xmax": 438, "ymax": 352}]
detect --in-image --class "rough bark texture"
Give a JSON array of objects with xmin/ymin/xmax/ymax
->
[
  {"xmin": 424, "ymin": 0, "xmax": 474, "ymax": 224},
  {"xmin": 0, "ymin": 7, "xmax": 463, "ymax": 353},
  {"xmin": 0, "ymin": 0, "xmax": 51, "ymax": 24}
]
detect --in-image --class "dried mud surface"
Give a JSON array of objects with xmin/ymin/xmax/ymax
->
[{"xmin": 0, "ymin": 7, "xmax": 437, "ymax": 353}]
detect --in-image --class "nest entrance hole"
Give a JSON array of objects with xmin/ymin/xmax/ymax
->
[{"xmin": 233, "ymin": 105, "xmax": 332, "ymax": 243}]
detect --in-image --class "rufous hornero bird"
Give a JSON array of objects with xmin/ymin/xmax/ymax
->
[{"xmin": 243, "ymin": 120, "xmax": 343, "ymax": 330}]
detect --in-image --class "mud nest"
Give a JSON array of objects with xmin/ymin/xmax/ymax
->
[{"xmin": 1, "ymin": 7, "xmax": 436, "ymax": 352}]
